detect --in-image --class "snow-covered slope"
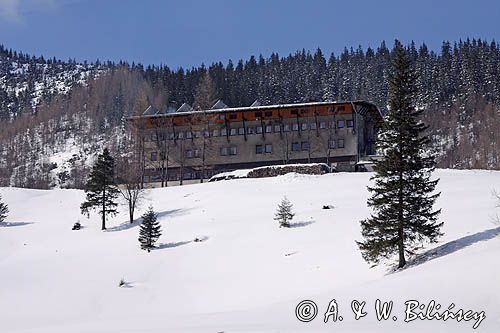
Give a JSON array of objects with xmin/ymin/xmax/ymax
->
[{"xmin": 0, "ymin": 170, "xmax": 499, "ymax": 332}]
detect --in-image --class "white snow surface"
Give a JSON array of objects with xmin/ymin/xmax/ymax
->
[{"xmin": 0, "ymin": 169, "xmax": 500, "ymax": 332}]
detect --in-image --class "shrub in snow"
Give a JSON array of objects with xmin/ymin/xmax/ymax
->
[
  {"xmin": 0, "ymin": 195, "xmax": 8, "ymax": 223},
  {"xmin": 274, "ymin": 196, "xmax": 295, "ymax": 228},
  {"xmin": 138, "ymin": 206, "xmax": 162, "ymax": 252},
  {"xmin": 118, "ymin": 278, "xmax": 126, "ymax": 287},
  {"xmin": 72, "ymin": 221, "xmax": 82, "ymax": 230}
]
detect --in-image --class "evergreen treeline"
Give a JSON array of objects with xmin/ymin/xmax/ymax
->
[
  {"xmin": 140, "ymin": 39, "xmax": 500, "ymax": 112},
  {"xmin": 0, "ymin": 39, "xmax": 499, "ymax": 188}
]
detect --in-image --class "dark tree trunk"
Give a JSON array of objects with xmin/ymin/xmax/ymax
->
[
  {"xmin": 101, "ymin": 188, "xmax": 106, "ymax": 230},
  {"xmin": 129, "ymin": 207, "xmax": 134, "ymax": 224},
  {"xmin": 397, "ymin": 169, "xmax": 405, "ymax": 268}
]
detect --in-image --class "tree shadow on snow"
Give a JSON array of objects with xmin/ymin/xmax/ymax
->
[
  {"xmin": 106, "ymin": 218, "xmax": 142, "ymax": 232},
  {"xmin": 0, "ymin": 221, "xmax": 34, "ymax": 227},
  {"xmin": 394, "ymin": 226, "xmax": 500, "ymax": 273},
  {"xmin": 288, "ymin": 220, "xmax": 315, "ymax": 228},
  {"xmin": 156, "ymin": 208, "xmax": 191, "ymax": 219},
  {"xmin": 107, "ymin": 208, "xmax": 191, "ymax": 232},
  {"xmin": 156, "ymin": 240, "xmax": 192, "ymax": 249}
]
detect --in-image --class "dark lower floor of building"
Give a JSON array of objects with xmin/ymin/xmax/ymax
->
[{"xmin": 143, "ymin": 155, "xmax": 359, "ymax": 184}]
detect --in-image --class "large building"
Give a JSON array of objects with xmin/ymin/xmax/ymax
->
[{"xmin": 127, "ymin": 100, "xmax": 383, "ymax": 185}]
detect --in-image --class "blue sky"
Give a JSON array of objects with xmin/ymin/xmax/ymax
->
[{"xmin": 1, "ymin": 0, "xmax": 499, "ymax": 68}]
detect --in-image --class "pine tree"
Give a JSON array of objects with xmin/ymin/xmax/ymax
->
[
  {"xmin": 274, "ymin": 196, "xmax": 295, "ymax": 228},
  {"xmin": 0, "ymin": 194, "xmax": 8, "ymax": 223},
  {"xmin": 357, "ymin": 40, "xmax": 443, "ymax": 269},
  {"xmin": 138, "ymin": 206, "xmax": 162, "ymax": 252},
  {"xmin": 80, "ymin": 148, "xmax": 119, "ymax": 230}
]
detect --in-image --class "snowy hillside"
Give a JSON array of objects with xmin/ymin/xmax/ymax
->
[
  {"xmin": 0, "ymin": 170, "xmax": 499, "ymax": 332},
  {"xmin": 0, "ymin": 46, "xmax": 106, "ymax": 118}
]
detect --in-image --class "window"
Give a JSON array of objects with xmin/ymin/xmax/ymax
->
[
  {"xmin": 292, "ymin": 123, "xmax": 299, "ymax": 131},
  {"xmin": 337, "ymin": 106, "xmax": 345, "ymax": 112},
  {"xmin": 265, "ymin": 125, "xmax": 272, "ymax": 133},
  {"xmin": 301, "ymin": 141, "xmax": 310, "ymax": 150},
  {"xmin": 310, "ymin": 122, "xmax": 317, "ymax": 130},
  {"xmin": 301, "ymin": 123, "xmax": 308, "ymax": 130},
  {"xmin": 247, "ymin": 127, "xmax": 254, "ymax": 134},
  {"xmin": 151, "ymin": 133, "xmax": 157, "ymax": 141},
  {"xmin": 178, "ymin": 131, "xmax": 184, "ymax": 139},
  {"xmin": 229, "ymin": 114, "xmax": 237, "ymax": 120},
  {"xmin": 347, "ymin": 119, "xmax": 354, "ymax": 128},
  {"xmin": 283, "ymin": 124, "xmax": 290, "ymax": 132},
  {"xmin": 256, "ymin": 145, "xmax": 263, "ymax": 154},
  {"xmin": 265, "ymin": 111, "xmax": 273, "ymax": 117},
  {"xmin": 337, "ymin": 120, "xmax": 345, "ymax": 128},
  {"xmin": 230, "ymin": 128, "xmax": 237, "ymax": 136},
  {"xmin": 212, "ymin": 129, "xmax": 219, "ymax": 137},
  {"xmin": 193, "ymin": 131, "xmax": 201, "ymax": 138},
  {"xmin": 219, "ymin": 114, "xmax": 225, "ymax": 120},
  {"xmin": 338, "ymin": 139, "xmax": 345, "ymax": 148},
  {"xmin": 220, "ymin": 147, "xmax": 228, "ymax": 156},
  {"xmin": 319, "ymin": 121, "xmax": 326, "ymax": 129},
  {"xmin": 291, "ymin": 109, "xmax": 298, "ymax": 115},
  {"xmin": 291, "ymin": 142, "xmax": 300, "ymax": 151},
  {"xmin": 329, "ymin": 140, "xmax": 336, "ymax": 149},
  {"xmin": 194, "ymin": 149, "xmax": 200, "ymax": 158},
  {"xmin": 238, "ymin": 127, "xmax": 245, "ymax": 135},
  {"xmin": 151, "ymin": 152, "xmax": 157, "ymax": 161},
  {"xmin": 185, "ymin": 149, "xmax": 193, "ymax": 158},
  {"xmin": 229, "ymin": 146, "xmax": 237, "ymax": 155},
  {"xmin": 169, "ymin": 133, "xmax": 175, "ymax": 140},
  {"xmin": 186, "ymin": 131, "xmax": 193, "ymax": 139},
  {"xmin": 256, "ymin": 126, "xmax": 263, "ymax": 134},
  {"xmin": 203, "ymin": 130, "xmax": 210, "ymax": 137},
  {"xmin": 160, "ymin": 152, "xmax": 166, "ymax": 160},
  {"xmin": 255, "ymin": 111, "xmax": 262, "ymax": 118},
  {"xmin": 265, "ymin": 144, "xmax": 272, "ymax": 153},
  {"xmin": 274, "ymin": 124, "xmax": 281, "ymax": 132},
  {"xmin": 221, "ymin": 128, "xmax": 228, "ymax": 136}
]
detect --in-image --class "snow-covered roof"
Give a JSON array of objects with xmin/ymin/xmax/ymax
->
[
  {"xmin": 142, "ymin": 105, "xmax": 158, "ymax": 115},
  {"xmin": 130, "ymin": 100, "xmax": 384, "ymax": 126},
  {"xmin": 250, "ymin": 100, "xmax": 261, "ymax": 107},
  {"xmin": 211, "ymin": 100, "xmax": 229, "ymax": 109},
  {"xmin": 177, "ymin": 103, "xmax": 193, "ymax": 113}
]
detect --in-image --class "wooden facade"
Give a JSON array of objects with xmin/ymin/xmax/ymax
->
[{"xmin": 127, "ymin": 101, "xmax": 383, "ymax": 185}]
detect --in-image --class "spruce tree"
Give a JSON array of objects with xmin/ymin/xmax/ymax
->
[
  {"xmin": 80, "ymin": 148, "xmax": 119, "ymax": 230},
  {"xmin": 138, "ymin": 206, "xmax": 162, "ymax": 252},
  {"xmin": 274, "ymin": 196, "xmax": 295, "ymax": 228},
  {"xmin": 357, "ymin": 40, "xmax": 443, "ymax": 269},
  {"xmin": 0, "ymin": 194, "xmax": 9, "ymax": 223}
]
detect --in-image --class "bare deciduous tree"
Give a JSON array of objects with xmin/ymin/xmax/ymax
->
[
  {"xmin": 193, "ymin": 72, "xmax": 218, "ymax": 110},
  {"xmin": 116, "ymin": 158, "xmax": 145, "ymax": 224}
]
